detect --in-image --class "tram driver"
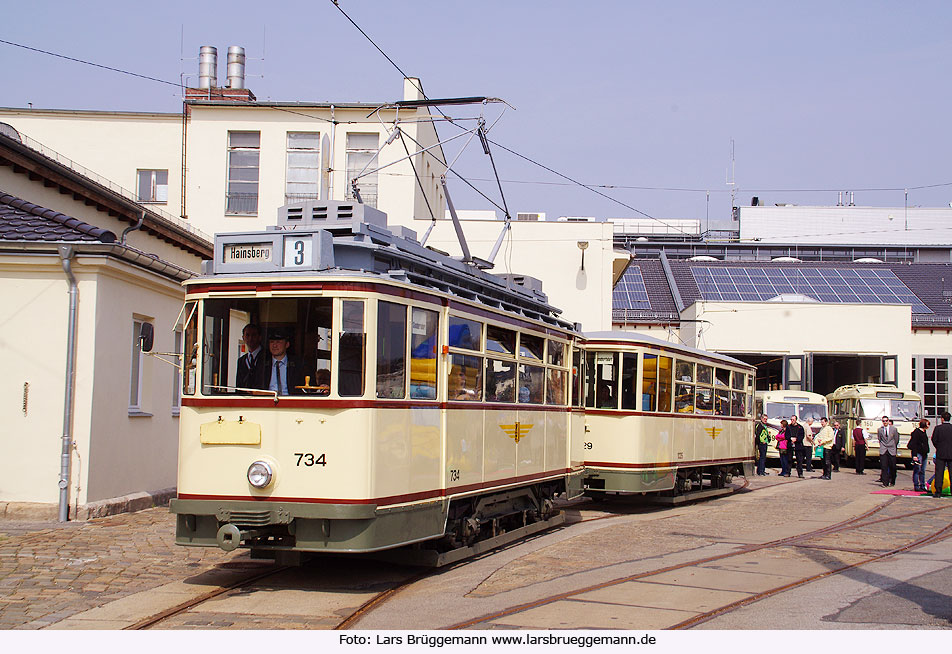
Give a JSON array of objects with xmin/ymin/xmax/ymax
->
[{"xmin": 264, "ymin": 329, "xmax": 311, "ymax": 395}]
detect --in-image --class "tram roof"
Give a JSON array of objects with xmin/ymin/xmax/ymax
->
[
  {"xmin": 196, "ymin": 201, "xmax": 578, "ymax": 333},
  {"xmin": 582, "ymin": 330, "xmax": 755, "ymax": 370}
]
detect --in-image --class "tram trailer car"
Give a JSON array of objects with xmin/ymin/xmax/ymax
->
[
  {"xmin": 827, "ymin": 384, "xmax": 923, "ymax": 466},
  {"xmin": 167, "ymin": 201, "xmax": 585, "ymax": 561},
  {"xmin": 577, "ymin": 333, "xmax": 756, "ymax": 495}
]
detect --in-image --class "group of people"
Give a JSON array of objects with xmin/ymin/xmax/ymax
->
[
  {"xmin": 236, "ymin": 324, "xmax": 328, "ymax": 395},
  {"xmin": 755, "ymin": 414, "xmax": 843, "ymax": 479},
  {"xmin": 754, "ymin": 410, "xmax": 952, "ymax": 497}
]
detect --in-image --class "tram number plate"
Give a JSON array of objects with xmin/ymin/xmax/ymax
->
[
  {"xmin": 295, "ymin": 452, "xmax": 326, "ymax": 467},
  {"xmin": 284, "ymin": 237, "xmax": 312, "ymax": 267}
]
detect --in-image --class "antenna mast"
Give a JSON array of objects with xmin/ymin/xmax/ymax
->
[{"xmin": 726, "ymin": 139, "xmax": 736, "ymax": 215}]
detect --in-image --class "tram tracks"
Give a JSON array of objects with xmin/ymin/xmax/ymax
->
[{"xmin": 443, "ymin": 498, "xmax": 952, "ymax": 630}]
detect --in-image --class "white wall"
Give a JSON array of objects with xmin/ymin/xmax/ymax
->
[
  {"xmin": 681, "ymin": 300, "xmax": 913, "ymax": 388},
  {"xmin": 740, "ymin": 205, "xmax": 952, "ymax": 247},
  {"xmin": 418, "ymin": 218, "xmax": 614, "ymax": 331},
  {"xmin": 0, "ymin": 108, "xmax": 183, "ymax": 217}
]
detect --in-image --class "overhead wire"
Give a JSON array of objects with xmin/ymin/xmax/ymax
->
[{"xmin": 0, "ymin": 37, "xmax": 182, "ymax": 88}]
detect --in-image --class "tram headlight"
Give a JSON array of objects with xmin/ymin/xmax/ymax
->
[{"xmin": 247, "ymin": 460, "xmax": 274, "ymax": 488}]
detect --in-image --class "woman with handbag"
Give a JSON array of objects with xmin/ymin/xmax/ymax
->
[{"xmin": 777, "ymin": 419, "xmax": 791, "ymax": 477}]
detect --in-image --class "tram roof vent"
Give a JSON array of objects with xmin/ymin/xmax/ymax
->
[
  {"xmin": 495, "ymin": 273, "xmax": 548, "ymax": 301},
  {"xmin": 278, "ymin": 200, "xmax": 388, "ymax": 232}
]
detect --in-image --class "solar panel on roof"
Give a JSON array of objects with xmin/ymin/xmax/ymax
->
[
  {"xmin": 689, "ymin": 266, "xmax": 932, "ymax": 313},
  {"xmin": 612, "ymin": 265, "xmax": 652, "ymax": 310}
]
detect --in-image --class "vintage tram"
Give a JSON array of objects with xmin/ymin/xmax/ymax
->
[
  {"xmin": 578, "ymin": 333, "xmax": 756, "ymax": 495},
  {"xmin": 168, "ymin": 202, "xmax": 584, "ymax": 564}
]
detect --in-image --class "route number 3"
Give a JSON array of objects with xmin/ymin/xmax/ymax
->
[{"xmin": 295, "ymin": 452, "xmax": 326, "ymax": 467}]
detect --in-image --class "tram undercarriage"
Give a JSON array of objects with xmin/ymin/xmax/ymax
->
[
  {"xmin": 583, "ymin": 462, "xmax": 752, "ymax": 499},
  {"xmin": 171, "ymin": 477, "xmax": 574, "ymax": 567}
]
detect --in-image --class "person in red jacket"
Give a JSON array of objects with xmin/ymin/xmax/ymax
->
[{"xmin": 852, "ymin": 426, "xmax": 867, "ymax": 475}]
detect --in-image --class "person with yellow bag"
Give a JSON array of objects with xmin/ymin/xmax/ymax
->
[
  {"xmin": 814, "ymin": 417, "xmax": 836, "ymax": 480},
  {"xmin": 931, "ymin": 412, "xmax": 952, "ymax": 498}
]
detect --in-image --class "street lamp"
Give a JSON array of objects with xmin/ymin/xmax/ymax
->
[{"xmin": 577, "ymin": 241, "xmax": 589, "ymax": 271}]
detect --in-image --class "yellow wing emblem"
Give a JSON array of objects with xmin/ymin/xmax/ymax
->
[
  {"xmin": 707, "ymin": 426, "xmax": 722, "ymax": 441},
  {"xmin": 501, "ymin": 422, "xmax": 534, "ymax": 443}
]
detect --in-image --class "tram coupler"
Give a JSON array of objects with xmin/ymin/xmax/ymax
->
[{"xmin": 216, "ymin": 524, "xmax": 266, "ymax": 552}]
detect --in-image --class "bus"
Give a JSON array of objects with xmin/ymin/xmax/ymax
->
[
  {"xmin": 827, "ymin": 384, "xmax": 922, "ymax": 465},
  {"xmin": 754, "ymin": 390, "xmax": 828, "ymax": 459}
]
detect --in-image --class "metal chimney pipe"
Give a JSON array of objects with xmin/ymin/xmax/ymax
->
[
  {"xmin": 226, "ymin": 46, "xmax": 246, "ymax": 89},
  {"xmin": 198, "ymin": 46, "xmax": 218, "ymax": 89}
]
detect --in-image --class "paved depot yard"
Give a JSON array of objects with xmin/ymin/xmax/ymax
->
[{"xmin": 1, "ymin": 464, "xmax": 950, "ymax": 630}]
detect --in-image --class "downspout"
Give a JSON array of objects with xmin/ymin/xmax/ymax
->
[
  {"xmin": 121, "ymin": 211, "xmax": 145, "ymax": 244},
  {"xmin": 57, "ymin": 246, "xmax": 79, "ymax": 522}
]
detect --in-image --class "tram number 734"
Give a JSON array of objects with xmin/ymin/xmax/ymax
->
[{"xmin": 294, "ymin": 452, "xmax": 327, "ymax": 467}]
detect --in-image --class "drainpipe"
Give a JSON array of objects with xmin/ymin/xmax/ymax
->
[
  {"xmin": 58, "ymin": 246, "xmax": 79, "ymax": 522},
  {"xmin": 121, "ymin": 211, "xmax": 145, "ymax": 244}
]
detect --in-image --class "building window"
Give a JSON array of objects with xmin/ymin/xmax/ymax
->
[
  {"xmin": 345, "ymin": 133, "xmax": 379, "ymax": 208},
  {"xmin": 920, "ymin": 357, "xmax": 950, "ymax": 419},
  {"xmin": 130, "ymin": 318, "xmax": 152, "ymax": 413},
  {"xmin": 226, "ymin": 131, "xmax": 260, "ymax": 214},
  {"xmin": 286, "ymin": 132, "xmax": 321, "ymax": 203},
  {"xmin": 137, "ymin": 169, "xmax": 168, "ymax": 203}
]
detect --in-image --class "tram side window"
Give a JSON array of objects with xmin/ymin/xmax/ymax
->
[
  {"xmin": 640, "ymin": 354, "xmax": 656, "ymax": 411},
  {"xmin": 715, "ymin": 368, "xmax": 730, "ymax": 387},
  {"xmin": 519, "ymin": 334, "xmax": 544, "ymax": 361},
  {"xmin": 618, "ymin": 352, "xmax": 637, "ymax": 410},
  {"xmin": 546, "ymin": 367, "xmax": 567, "ymax": 406},
  {"xmin": 376, "ymin": 301, "xmax": 407, "ymax": 399},
  {"xmin": 697, "ymin": 364, "xmax": 713, "ymax": 386},
  {"xmin": 676, "ymin": 360, "xmax": 694, "ymax": 384},
  {"xmin": 449, "ymin": 316, "xmax": 482, "ymax": 351},
  {"xmin": 518, "ymin": 364, "xmax": 544, "ymax": 404},
  {"xmin": 486, "ymin": 358, "xmax": 515, "ymax": 402},
  {"xmin": 593, "ymin": 352, "xmax": 619, "ymax": 409},
  {"xmin": 338, "ymin": 300, "xmax": 365, "ymax": 397},
  {"xmin": 450, "ymin": 354, "xmax": 482, "ymax": 401},
  {"xmin": 181, "ymin": 302, "xmax": 198, "ymax": 396},
  {"xmin": 409, "ymin": 307, "xmax": 438, "ymax": 400},
  {"xmin": 548, "ymin": 340, "xmax": 565, "ymax": 367},
  {"xmin": 584, "ymin": 351, "xmax": 596, "ymax": 407},
  {"xmin": 715, "ymin": 388, "xmax": 730, "ymax": 415},
  {"xmin": 572, "ymin": 348, "xmax": 583, "ymax": 407},
  {"xmin": 731, "ymin": 390, "xmax": 746, "ymax": 417},
  {"xmin": 487, "ymin": 325, "xmax": 516, "ymax": 356},
  {"xmin": 658, "ymin": 356, "xmax": 672, "ymax": 412},
  {"xmin": 675, "ymin": 382, "xmax": 694, "ymax": 413}
]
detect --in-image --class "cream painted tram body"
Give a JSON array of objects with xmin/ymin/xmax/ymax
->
[
  {"xmin": 169, "ymin": 203, "xmax": 583, "ymax": 559},
  {"xmin": 577, "ymin": 333, "xmax": 756, "ymax": 495},
  {"xmin": 827, "ymin": 384, "xmax": 923, "ymax": 464}
]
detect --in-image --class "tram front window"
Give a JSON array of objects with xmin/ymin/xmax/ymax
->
[
  {"xmin": 201, "ymin": 297, "xmax": 337, "ymax": 396},
  {"xmin": 859, "ymin": 399, "xmax": 920, "ymax": 421},
  {"xmin": 764, "ymin": 401, "xmax": 796, "ymax": 420},
  {"xmin": 797, "ymin": 403, "xmax": 826, "ymax": 421}
]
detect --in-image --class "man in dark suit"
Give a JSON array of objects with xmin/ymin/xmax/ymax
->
[
  {"xmin": 236, "ymin": 323, "xmax": 265, "ymax": 390},
  {"xmin": 932, "ymin": 411, "xmax": 952, "ymax": 498},
  {"xmin": 832, "ymin": 420, "xmax": 847, "ymax": 472},
  {"xmin": 263, "ymin": 329, "xmax": 311, "ymax": 395},
  {"xmin": 878, "ymin": 416, "xmax": 900, "ymax": 487},
  {"xmin": 788, "ymin": 415, "xmax": 807, "ymax": 478}
]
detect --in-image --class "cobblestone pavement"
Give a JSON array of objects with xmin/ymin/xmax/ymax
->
[{"xmin": 0, "ymin": 507, "xmax": 241, "ymax": 629}]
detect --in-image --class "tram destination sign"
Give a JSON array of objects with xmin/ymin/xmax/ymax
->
[
  {"xmin": 213, "ymin": 229, "xmax": 335, "ymax": 274},
  {"xmin": 224, "ymin": 243, "xmax": 273, "ymax": 264}
]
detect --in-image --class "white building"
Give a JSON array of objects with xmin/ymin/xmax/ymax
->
[
  {"xmin": 0, "ymin": 129, "xmax": 211, "ymax": 519},
  {"xmin": 739, "ymin": 205, "xmax": 952, "ymax": 255}
]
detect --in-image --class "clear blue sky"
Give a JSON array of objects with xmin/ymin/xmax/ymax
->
[{"xmin": 3, "ymin": 1, "xmax": 951, "ymax": 229}]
